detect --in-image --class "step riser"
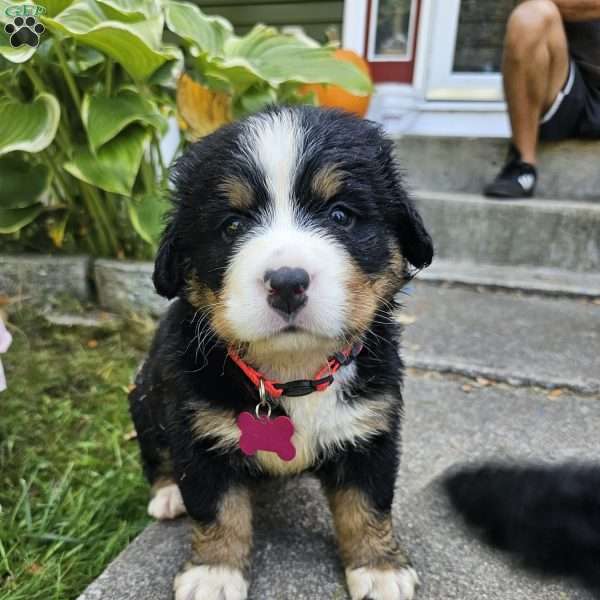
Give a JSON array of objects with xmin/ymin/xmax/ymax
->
[
  {"xmin": 414, "ymin": 195, "xmax": 600, "ymax": 272},
  {"xmin": 394, "ymin": 137, "xmax": 600, "ymax": 201},
  {"xmin": 419, "ymin": 260, "xmax": 600, "ymax": 298},
  {"xmin": 403, "ymin": 283, "xmax": 600, "ymax": 396}
]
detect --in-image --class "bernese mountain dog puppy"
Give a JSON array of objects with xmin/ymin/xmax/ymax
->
[{"xmin": 129, "ymin": 105, "xmax": 434, "ymax": 600}]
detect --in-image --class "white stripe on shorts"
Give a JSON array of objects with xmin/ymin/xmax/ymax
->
[{"xmin": 541, "ymin": 61, "xmax": 576, "ymax": 125}]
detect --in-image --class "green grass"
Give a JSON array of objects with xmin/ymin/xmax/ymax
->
[{"xmin": 0, "ymin": 308, "xmax": 154, "ymax": 600}]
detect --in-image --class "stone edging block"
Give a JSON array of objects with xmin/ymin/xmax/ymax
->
[
  {"xmin": 0, "ymin": 254, "xmax": 92, "ymax": 303},
  {"xmin": 94, "ymin": 260, "xmax": 168, "ymax": 317}
]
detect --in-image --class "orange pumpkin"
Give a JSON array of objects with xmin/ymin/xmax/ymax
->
[{"xmin": 301, "ymin": 49, "xmax": 372, "ymax": 118}]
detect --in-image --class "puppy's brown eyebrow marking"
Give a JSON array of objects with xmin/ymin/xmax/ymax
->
[
  {"xmin": 311, "ymin": 164, "xmax": 345, "ymax": 201},
  {"xmin": 218, "ymin": 176, "xmax": 255, "ymax": 210}
]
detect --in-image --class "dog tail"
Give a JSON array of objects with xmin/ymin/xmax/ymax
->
[{"xmin": 443, "ymin": 462, "xmax": 600, "ymax": 591}]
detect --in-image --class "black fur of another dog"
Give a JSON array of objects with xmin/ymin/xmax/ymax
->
[{"xmin": 444, "ymin": 462, "xmax": 600, "ymax": 592}]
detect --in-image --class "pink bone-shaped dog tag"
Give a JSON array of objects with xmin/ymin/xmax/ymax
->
[{"xmin": 237, "ymin": 412, "xmax": 296, "ymax": 461}]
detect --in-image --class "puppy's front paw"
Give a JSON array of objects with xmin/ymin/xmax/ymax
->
[
  {"xmin": 174, "ymin": 565, "xmax": 248, "ymax": 600},
  {"xmin": 346, "ymin": 566, "xmax": 419, "ymax": 600},
  {"xmin": 147, "ymin": 483, "xmax": 186, "ymax": 520}
]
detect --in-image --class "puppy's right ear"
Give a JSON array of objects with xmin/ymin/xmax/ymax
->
[{"xmin": 153, "ymin": 219, "xmax": 185, "ymax": 299}]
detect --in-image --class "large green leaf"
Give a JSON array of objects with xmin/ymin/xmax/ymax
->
[
  {"xmin": 189, "ymin": 25, "xmax": 372, "ymax": 96},
  {"xmin": 127, "ymin": 189, "xmax": 169, "ymax": 246},
  {"xmin": 82, "ymin": 89, "xmax": 166, "ymax": 151},
  {"xmin": 0, "ymin": 156, "xmax": 51, "ymax": 208},
  {"xmin": 64, "ymin": 126, "xmax": 148, "ymax": 195},
  {"xmin": 43, "ymin": 0, "xmax": 178, "ymax": 80},
  {"xmin": 223, "ymin": 26, "xmax": 372, "ymax": 94},
  {"xmin": 0, "ymin": 205, "xmax": 42, "ymax": 233},
  {"xmin": 164, "ymin": 0, "xmax": 231, "ymax": 57},
  {"xmin": 166, "ymin": 4, "xmax": 370, "ymax": 96},
  {"xmin": 0, "ymin": 93, "xmax": 60, "ymax": 155}
]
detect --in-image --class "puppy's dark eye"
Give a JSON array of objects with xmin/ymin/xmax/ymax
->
[
  {"xmin": 329, "ymin": 206, "xmax": 355, "ymax": 228},
  {"xmin": 221, "ymin": 216, "xmax": 247, "ymax": 242}
]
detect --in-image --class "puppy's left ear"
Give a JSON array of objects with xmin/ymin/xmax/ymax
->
[
  {"xmin": 153, "ymin": 219, "xmax": 186, "ymax": 299},
  {"xmin": 380, "ymin": 142, "xmax": 434, "ymax": 269},
  {"xmin": 395, "ymin": 197, "xmax": 434, "ymax": 269}
]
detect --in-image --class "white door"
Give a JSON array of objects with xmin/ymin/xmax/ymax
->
[{"xmin": 424, "ymin": 0, "xmax": 517, "ymax": 101}]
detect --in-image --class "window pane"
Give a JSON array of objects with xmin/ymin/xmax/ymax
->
[
  {"xmin": 372, "ymin": 0, "xmax": 414, "ymax": 59},
  {"xmin": 453, "ymin": 0, "xmax": 518, "ymax": 73}
]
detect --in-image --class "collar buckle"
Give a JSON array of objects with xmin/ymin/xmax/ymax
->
[{"xmin": 274, "ymin": 374, "xmax": 335, "ymax": 397}]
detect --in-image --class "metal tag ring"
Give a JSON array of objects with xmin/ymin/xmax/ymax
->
[
  {"xmin": 255, "ymin": 400, "xmax": 272, "ymax": 419},
  {"xmin": 258, "ymin": 378, "xmax": 268, "ymax": 403},
  {"xmin": 256, "ymin": 378, "xmax": 272, "ymax": 419}
]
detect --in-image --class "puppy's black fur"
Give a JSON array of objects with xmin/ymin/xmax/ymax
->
[
  {"xmin": 444, "ymin": 462, "xmax": 600, "ymax": 592},
  {"xmin": 129, "ymin": 106, "xmax": 433, "ymax": 597}
]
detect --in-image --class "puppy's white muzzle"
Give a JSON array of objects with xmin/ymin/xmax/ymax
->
[{"xmin": 222, "ymin": 224, "xmax": 350, "ymax": 343}]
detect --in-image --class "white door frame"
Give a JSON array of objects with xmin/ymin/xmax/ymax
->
[
  {"xmin": 419, "ymin": 0, "xmax": 505, "ymax": 101},
  {"xmin": 343, "ymin": 0, "xmax": 510, "ymax": 136},
  {"xmin": 342, "ymin": 0, "xmax": 368, "ymax": 55}
]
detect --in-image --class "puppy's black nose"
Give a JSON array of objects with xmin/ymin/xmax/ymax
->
[{"xmin": 265, "ymin": 267, "xmax": 310, "ymax": 317}]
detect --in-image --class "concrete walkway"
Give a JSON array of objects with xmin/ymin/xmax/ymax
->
[
  {"xmin": 79, "ymin": 375, "xmax": 600, "ymax": 600},
  {"xmin": 78, "ymin": 282, "xmax": 600, "ymax": 600}
]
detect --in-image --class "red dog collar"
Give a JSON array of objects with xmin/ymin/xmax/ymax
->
[{"xmin": 228, "ymin": 343, "xmax": 363, "ymax": 398}]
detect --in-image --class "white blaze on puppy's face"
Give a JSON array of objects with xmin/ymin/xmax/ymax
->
[{"xmin": 220, "ymin": 109, "xmax": 352, "ymax": 345}]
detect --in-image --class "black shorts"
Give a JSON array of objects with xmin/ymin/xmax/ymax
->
[{"xmin": 539, "ymin": 61, "xmax": 600, "ymax": 140}]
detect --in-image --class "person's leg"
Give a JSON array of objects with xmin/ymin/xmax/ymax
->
[
  {"xmin": 503, "ymin": 0, "xmax": 570, "ymax": 164},
  {"xmin": 485, "ymin": 0, "xmax": 572, "ymax": 198}
]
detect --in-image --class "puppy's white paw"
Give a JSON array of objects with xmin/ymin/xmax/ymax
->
[
  {"xmin": 147, "ymin": 483, "xmax": 186, "ymax": 520},
  {"xmin": 174, "ymin": 565, "xmax": 248, "ymax": 600},
  {"xmin": 346, "ymin": 566, "xmax": 419, "ymax": 600}
]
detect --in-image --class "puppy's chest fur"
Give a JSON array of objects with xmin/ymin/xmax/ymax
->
[
  {"xmin": 194, "ymin": 365, "xmax": 392, "ymax": 477},
  {"xmin": 262, "ymin": 378, "xmax": 389, "ymax": 475}
]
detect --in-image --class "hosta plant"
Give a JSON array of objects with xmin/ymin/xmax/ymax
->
[{"xmin": 0, "ymin": 0, "xmax": 371, "ymax": 257}]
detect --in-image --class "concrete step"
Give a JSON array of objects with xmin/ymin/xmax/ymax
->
[
  {"xmin": 77, "ymin": 374, "xmax": 600, "ymax": 600},
  {"xmin": 394, "ymin": 136, "xmax": 600, "ymax": 201},
  {"xmin": 402, "ymin": 282, "xmax": 600, "ymax": 394},
  {"xmin": 419, "ymin": 259, "xmax": 600, "ymax": 298},
  {"xmin": 413, "ymin": 191, "xmax": 600, "ymax": 273}
]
